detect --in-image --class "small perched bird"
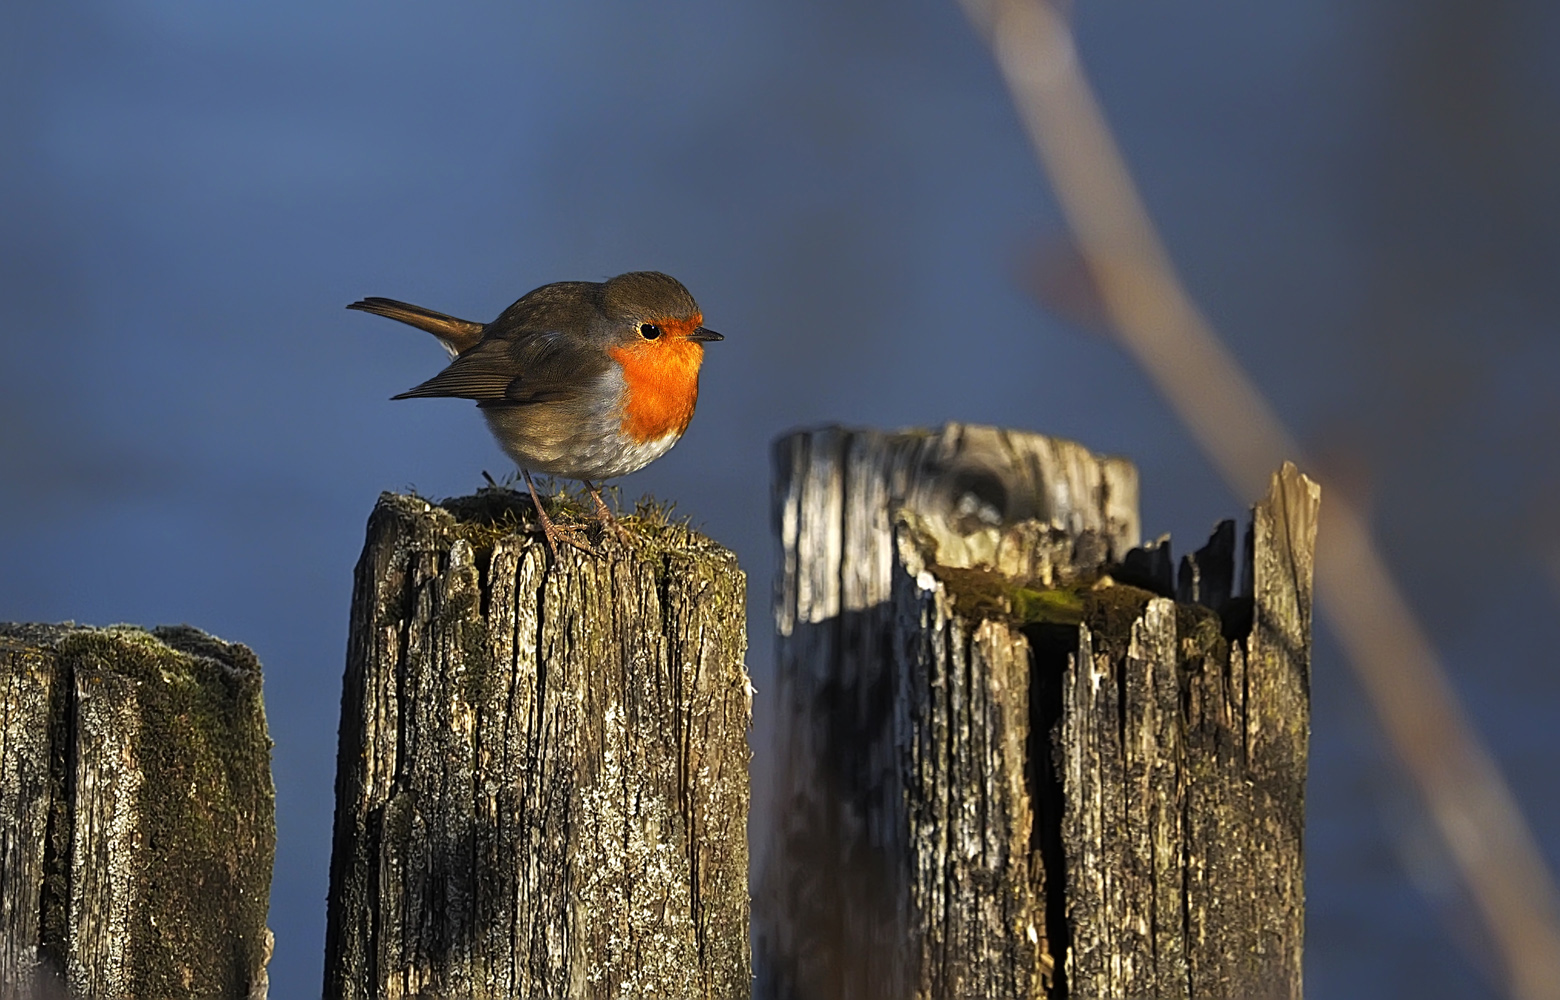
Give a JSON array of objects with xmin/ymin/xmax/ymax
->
[{"xmin": 348, "ymin": 271, "xmax": 723, "ymax": 558}]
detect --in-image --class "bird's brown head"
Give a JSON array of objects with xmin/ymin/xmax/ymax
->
[{"xmin": 598, "ymin": 272, "xmax": 723, "ymax": 444}]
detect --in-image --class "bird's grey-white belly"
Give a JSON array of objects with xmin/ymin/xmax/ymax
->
[{"xmin": 480, "ymin": 399, "xmax": 681, "ymax": 482}]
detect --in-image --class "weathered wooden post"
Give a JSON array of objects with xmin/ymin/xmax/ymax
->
[
  {"xmin": 757, "ymin": 424, "xmax": 1318, "ymax": 1000},
  {"xmin": 324, "ymin": 491, "xmax": 751, "ymax": 1000},
  {"xmin": 0, "ymin": 623, "xmax": 275, "ymax": 1000}
]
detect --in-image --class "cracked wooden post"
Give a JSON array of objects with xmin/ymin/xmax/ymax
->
[
  {"xmin": 757, "ymin": 423, "xmax": 1317, "ymax": 1000},
  {"xmin": 323, "ymin": 491, "xmax": 751, "ymax": 1000},
  {"xmin": 0, "ymin": 623, "xmax": 275, "ymax": 1000}
]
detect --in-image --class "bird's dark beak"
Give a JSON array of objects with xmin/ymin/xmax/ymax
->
[{"xmin": 689, "ymin": 327, "xmax": 724, "ymax": 342}]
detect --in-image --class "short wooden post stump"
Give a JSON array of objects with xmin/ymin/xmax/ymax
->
[
  {"xmin": 0, "ymin": 623, "xmax": 275, "ymax": 1000},
  {"xmin": 759, "ymin": 424, "xmax": 1317, "ymax": 1000},
  {"xmin": 324, "ymin": 491, "xmax": 751, "ymax": 1000}
]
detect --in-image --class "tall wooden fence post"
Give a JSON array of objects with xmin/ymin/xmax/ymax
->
[
  {"xmin": 0, "ymin": 623, "xmax": 275, "ymax": 1000},
  {"xmin": 323, "ymin": 491, "xmax": 751, "ymax": 1000},
  {"xmin": 757, "ymin": 424, "xmax": 1318, "ymax": 1000}
]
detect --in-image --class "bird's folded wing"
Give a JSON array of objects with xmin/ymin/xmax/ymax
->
[{"xmin": 393, "ymin": 330, "xmax": 609, "ymax": 405}]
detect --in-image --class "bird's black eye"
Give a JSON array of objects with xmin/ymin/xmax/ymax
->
[{"xmin": 639, "ymin": 323, "xmax": 662, "ymax": 340}]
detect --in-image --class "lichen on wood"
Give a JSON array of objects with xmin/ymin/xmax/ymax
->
[
  {"xmin": 0, "ymin": 622, "xmax": 275, "ymax": 1000},
  {"xmin": 324, "ymin": 489, "xmax": 751, "ymax": 1000}
]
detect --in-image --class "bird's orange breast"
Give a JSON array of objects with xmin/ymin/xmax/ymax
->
[{"xmin": 608, "ymin": 316, "xmax": 706, "ymax": 444}]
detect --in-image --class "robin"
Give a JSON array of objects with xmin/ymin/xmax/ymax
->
[{"xmin": 348, "ymin": 271, "xmax": 722, "ymax": 558}]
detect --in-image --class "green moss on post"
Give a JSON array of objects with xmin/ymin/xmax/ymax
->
[{"xmin": 0, "ymin": 623, "xmax": 275, "ymax": 1000}]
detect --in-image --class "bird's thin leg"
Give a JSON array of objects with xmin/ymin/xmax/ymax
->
[
  {"xmin": 522, "ymin": 469, "xmax": 597, "ymax": 559},
  {"xmin": 583, "ymin": 481, "xmax": 617, "ymax": 524},
  {"xmin": 583, "ymin": 481, "xmax": 632, "ymax": 543}
]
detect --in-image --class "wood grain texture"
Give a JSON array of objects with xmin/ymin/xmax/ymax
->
[
  {"xmin": 66, "ymin": 667, "xmax": 141, "ymax": 999},
  {"xmin": 760, "ymin": 425, "xmax": 1317, "ymax": 1000},
  {"xmin": 759, "ymin": 424, "xmax": 1137, "ymax": 1000},
  {"xmin": 0, "ymin": 637, "xmax": 56, "ymax": 997},
  {"xmin": 0, "ymin": 623, "xmax": 275, "ymax": 1000},
  {"xmin": 892, "ymin": 539, "xmax": 1049, "ymax": 999},
  {"xmin": 324, "ymin": 491, "xmax": 751, "ymax": 1000}
]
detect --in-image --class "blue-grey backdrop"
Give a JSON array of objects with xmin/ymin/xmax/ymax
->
[{"xmin": 4, "ymin": 2, "xmax": 1558, "ymax": 996}]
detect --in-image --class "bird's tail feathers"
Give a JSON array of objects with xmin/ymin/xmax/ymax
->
[{"xmin": 346, "ymin": 297, "xmax": 484, "ymax": 355}]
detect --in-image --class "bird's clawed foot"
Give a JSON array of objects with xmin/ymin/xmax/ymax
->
[
  {"xmin": 517, "ymin": 473, "xmax": 633, "ymax": 561},
  {"xmin": 540, "ymin": 520, "xmax": 600, "ymax": 560},
  {"xmin": 522, "ymin": 471, "xmax": 599, "ymax": 560}
]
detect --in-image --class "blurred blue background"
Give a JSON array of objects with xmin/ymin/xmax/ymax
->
[{"xmin": 4, "ymin": 1, "xmax": 1558, "ymax": 996}]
